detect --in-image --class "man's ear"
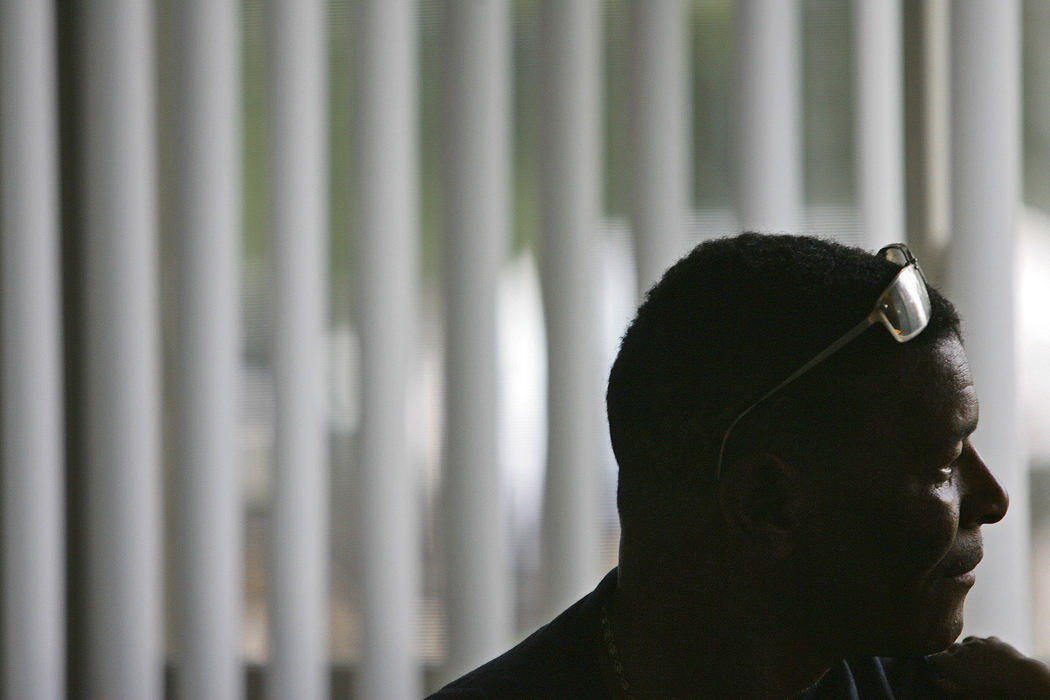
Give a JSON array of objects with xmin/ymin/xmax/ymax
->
[{"xmin": 717, "ymin": 451, "xmax": 804, "ymax": 559}]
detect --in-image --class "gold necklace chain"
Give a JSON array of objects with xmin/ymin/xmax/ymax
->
[{"xmin": 600, "ymin": 604, "xmax": 638, "ymax": 700}]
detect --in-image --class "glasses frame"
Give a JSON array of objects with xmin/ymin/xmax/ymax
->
[{"xmin": 714, "ymin": 244, "xmax": 931, "ymax": 480}]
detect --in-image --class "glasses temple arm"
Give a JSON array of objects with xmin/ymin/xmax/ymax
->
[{"xmin": 715, "ymin": 314, "xmax": 876, "ymax": 479}]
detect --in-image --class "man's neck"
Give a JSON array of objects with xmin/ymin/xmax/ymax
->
[{"xmin": 605, "ymin": 570, "xmax": 834, "ymax": 699}]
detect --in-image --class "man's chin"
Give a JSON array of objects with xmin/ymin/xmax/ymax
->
[
  {"xmin": 894, "ymin": 582, "xmax": 971, "ymax": 654},
  {"xmin": 860, "ymin": 599, "xmax": 966, "ymax": 657},
  {"xmin": 891, "ymin": 610, "xmax": 966, "ymax": 656}
]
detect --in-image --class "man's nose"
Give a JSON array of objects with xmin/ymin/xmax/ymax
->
[{"xmin": 960, "ymin": 444, "xmax": 1009, "ymax": 526}]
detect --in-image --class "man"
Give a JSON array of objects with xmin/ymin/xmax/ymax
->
[{"xmin": 429, "ymin": 234, "xmax": 1050, "ymax": 698}]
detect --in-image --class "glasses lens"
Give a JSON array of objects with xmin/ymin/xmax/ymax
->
[
  {"xmin": 876, "ymin": 264, "xmax": 931, "ymax": 341},
  {"xmin": 881, "ymin": 244, "xmax": 911, "ymax": 266}
]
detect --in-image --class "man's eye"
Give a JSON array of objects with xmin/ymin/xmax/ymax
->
[{"xmin": 933, "ymin": 463, "xmax": 955, "ymax": 484}]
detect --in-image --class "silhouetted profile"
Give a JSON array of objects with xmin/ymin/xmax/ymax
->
[{"xmin": 428, "ymin": 234, "xmax": 1050, "ymax": 699}]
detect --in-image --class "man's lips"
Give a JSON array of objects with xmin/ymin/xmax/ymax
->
[{"xmin": 940, "ymin": 550, "xmax": 983, "ymax": 578}]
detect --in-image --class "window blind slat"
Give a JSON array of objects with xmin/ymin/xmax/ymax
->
[
  {"xmin": 537, "ymin": 0, "xmax": 604, "ymax": 619},
  {"xmin": 81, "ymin": 0, "xmax": 163, "ymax": 696},
  {"xmin": 267, "ymin": 0, "xmax": 330, "ymax": 697},
  {"xmin": 735, "ymin": 0, "xmax": 802, "ymax": 232},
  {"xmin": 355, "ymin": 1, "xmax": 422, "ymax": 697},
  {"xmin": 169, "ymin": 0, "xmax": 243, "ymax": 698},
  {"xmin": 440, "ymin": 0, "xmax": 514, "ymax": 681},
  {"xmin": 0, "ymin": 0, "xmax": 65, "ymax": 697},
  {"xmin": 629, "ymin": 0, "xmax": 690, "ymax": 297},
  {"xmin": 854, "ymin": 0, "xmax": 905, "ymax": 248}
]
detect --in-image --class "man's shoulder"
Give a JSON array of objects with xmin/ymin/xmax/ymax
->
[{"xmin": 426, "ymin": 571, "xmax": 618, "ymax": 700}]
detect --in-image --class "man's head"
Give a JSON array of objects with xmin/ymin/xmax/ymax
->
[{"xmin": 606, "ymin": 233, "xmax": 1008, "ymax": 654}]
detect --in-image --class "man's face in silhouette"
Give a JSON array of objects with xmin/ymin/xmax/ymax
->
[{"xmin": 794, "ymin": 336, "xmax": 1009, "ymax": 656}]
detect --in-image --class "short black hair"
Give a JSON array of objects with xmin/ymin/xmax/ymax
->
[{"xmin": 606, "ymin": 233, "xmax": 961, "ymax": 531}]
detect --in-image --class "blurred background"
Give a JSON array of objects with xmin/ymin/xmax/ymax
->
[{"xmin": 3, "ymin": 0, "xmax": 1050, "ymax": 698}]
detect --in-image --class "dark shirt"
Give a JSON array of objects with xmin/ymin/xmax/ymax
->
[{"xmin": 427, "ymin": 569, "xmax": 942, "ymax": 699}]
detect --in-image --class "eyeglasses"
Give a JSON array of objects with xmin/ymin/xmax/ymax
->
[{"xmin": 715, "ymin": 244, "xmax": 932, "ymax": 480}]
